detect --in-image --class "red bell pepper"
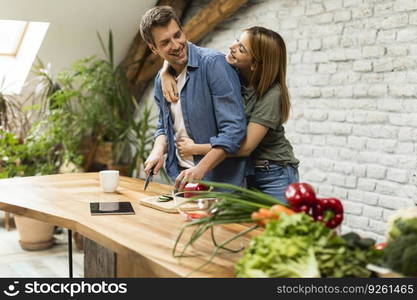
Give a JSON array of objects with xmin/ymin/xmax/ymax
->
[
  {"xmin": 183, "ymin": 183, "xmax": 210, "ymax": 198},
  {"xmin": 284, "ymin": 183, "xmax": 317, "ymax": 214},
  {"xmin": 312, "ymin": 197, "xmax": 344, "ymax": 229}
]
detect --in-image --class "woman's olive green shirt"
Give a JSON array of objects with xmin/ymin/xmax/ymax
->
[{"xmin": 242, "ymin": 84, "xmax": 299, "ymax": 166}]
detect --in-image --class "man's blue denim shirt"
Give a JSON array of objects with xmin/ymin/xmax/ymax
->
[{"xmin": 153, "ymin": 42, "xmax": 247, "ymax": 186}]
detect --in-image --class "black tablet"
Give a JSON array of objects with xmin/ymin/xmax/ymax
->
[{"xmin": 90, "ymin": 202, "xmax": 135, "ymax": 216}]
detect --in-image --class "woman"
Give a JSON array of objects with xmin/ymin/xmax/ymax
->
[{"xmin": 162, "ymin": 26, "xmax": 299, "ymax": 203}]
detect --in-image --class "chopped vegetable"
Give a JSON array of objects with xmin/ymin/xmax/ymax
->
[
  {"xmin": 157, "ymin": 194, "xmax": 173, "ymax": 202},
  {"xmin": 183, "ymin": 212, "xmax": 208, "ymax": 220}
]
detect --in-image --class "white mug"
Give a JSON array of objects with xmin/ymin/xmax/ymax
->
[{"xmin": 99, "ymin": 170, "xmax": 119, "ymax": 193}]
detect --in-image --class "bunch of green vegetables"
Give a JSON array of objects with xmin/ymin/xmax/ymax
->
[
  {"xmin": 172, "ymin": 181, "xmax": 286, "ymax": 274},
  {"xmin": 383, "ymin": 207, "xmax": 417, "ymax": 277},
  {"xmin": 235, "ymin": 213, "xmax": 383, "ymax": 278}
]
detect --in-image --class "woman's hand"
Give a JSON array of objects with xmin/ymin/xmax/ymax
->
[
  {"xmin": 177, "ymin": 137, "xmax": 195, "ymax": 157},
  {"xmin": 161, "ymin": 67, "xmax": 179, "ymax": 103}
]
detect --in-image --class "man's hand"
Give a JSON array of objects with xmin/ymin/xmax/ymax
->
[
  {"xmin": 175, "ymin": 147, "xmax": 226, "ymax": 190},
  {"xmin": 144, "ymin": 152, "xmax": 165, "ymax": 176},
  {"xmin": 175, "ymin": 165, "xmax": 206, "ymax": 191},
  {"xmin": 145, "ymin": 135, "xmax": 167, "ymax": 176}
]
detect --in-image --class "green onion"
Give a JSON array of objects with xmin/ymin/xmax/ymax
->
[{"xmin": 172, "ymin": 181, "xmax": 289, "ymax": 275}]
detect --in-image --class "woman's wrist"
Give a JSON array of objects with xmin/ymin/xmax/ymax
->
[
  {"xmin": 161, "ymin": 60, "xmax": 170, "ymax": 73},
  {"xmin": 183, "ymin": 145, "xmax": 196, "ymax": 156},
  {"xmin": 194, "ymin": 144, "xmax": 211, "ymax": 156}
]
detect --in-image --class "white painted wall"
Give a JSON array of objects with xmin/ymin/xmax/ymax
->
[{"xmin": 0, "ymin": 0, "xmax": 156, "ymax": 73}]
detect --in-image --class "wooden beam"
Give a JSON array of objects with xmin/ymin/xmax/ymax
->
[
  {"xmin": 185, "ymin": 0, "xmax": 248, "ymax": 42},
  {"xmin": 130, "ymin": 0, "xmax": 248, "ymax": 100},
  {"xmin": 122, "ymin": 0, "xmax": 188, "ymax": 97}
]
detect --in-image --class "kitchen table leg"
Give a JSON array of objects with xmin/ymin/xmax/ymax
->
[{"xmin": 68, "ymin": 229, "xmax": 73, "ymax": 278}]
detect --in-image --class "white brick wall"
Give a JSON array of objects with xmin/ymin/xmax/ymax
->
[{"xmin": 143, "ymin": 0, "xmax": 417, "ymax": 241}]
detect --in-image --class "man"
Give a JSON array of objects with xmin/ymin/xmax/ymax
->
[{"xmin": 140, "ymin": 6, "xmax": 247, "ymax": 190}]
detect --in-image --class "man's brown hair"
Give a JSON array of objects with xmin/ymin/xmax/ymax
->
[{"xmin": 139, "ymin": 6, "xmax": 182, "ymax": 46}]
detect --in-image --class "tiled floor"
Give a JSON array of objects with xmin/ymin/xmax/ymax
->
[{"xmin": 0, "ymin": 211, "xmax": 84, "ymax": 277}]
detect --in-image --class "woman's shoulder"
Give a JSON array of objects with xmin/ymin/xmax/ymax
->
[
  {"xmin": 260, "ymin": 84, "xmax": 282, "ymax": 103},
  {"xmin": 263, "ymin": 84, "xmax": 281, "ymax": 97}
]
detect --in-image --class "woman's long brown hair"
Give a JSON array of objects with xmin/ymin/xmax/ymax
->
[{"xmin": 245, "ymin": 26, "xmax": 291, "ymax": 124}]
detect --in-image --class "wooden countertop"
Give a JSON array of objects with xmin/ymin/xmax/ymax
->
[{"xmin": 0, "ymin": 173, "xmax": 256, "ymax": 277}]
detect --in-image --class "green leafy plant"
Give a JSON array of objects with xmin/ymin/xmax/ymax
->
[
  {"xmin": 61, "ymin": 31, "xmax": 133, "ymax": 154},
  {"xmin": 50, "ymin": 30, "xmax": 155, "ymax": 175},
  {"xmin": 0, "ymin": 129, "xmax": 27, "ymax": 178},
  {"xmin": 127, "ymin": 102, "xmax": 156, "ymax": 177},
  {"xmin": 0, "ymin": 124, "xmax": 81, "ymax": 178},
  {"xmin": 0, "ymin": 58, "xmax": 82, "ymax": 178}
]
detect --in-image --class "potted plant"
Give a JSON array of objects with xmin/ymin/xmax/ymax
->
[
  {"xmin": 49, "ymin": 31, "xmax": 150, "ymax": 175},
  {"xmin": 0, "ymin": 129, "xmax": 60, "ymax": 250},
  {"xmin": 0, "ymin": 61, "xmax": 82, "ymax": 250}
]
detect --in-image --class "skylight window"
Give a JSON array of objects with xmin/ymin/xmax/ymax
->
[
  {"xmin": 0, "ymin": 20, "xmax": 28, "ymax": 56},
  {"xmin": 0, "ymin": 20, "xmax": 49, "ymax": 95}
]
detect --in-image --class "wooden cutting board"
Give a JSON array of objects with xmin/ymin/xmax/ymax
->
[
  {"xmin": 138, "ymin": 196, "xmax": 178, "ymax": 213},
  {"xmin": 138, "ymin": 195, "xmax": 200, "ymax": 213}
]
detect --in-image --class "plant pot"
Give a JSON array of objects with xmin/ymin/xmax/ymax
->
[
  {"xmin": 14, "ymin": 215, "xmax": 55, "ymax": 251},
  {"xmin": 94, "ymin": 141, "xmax": 113, "ymax": 167},
  {"xmin": 112, "ymin": 164, "xmax": 130, "ymax": 176},
  {"xmin": 73, "ymin": 231, "xmax": 84, "ymax": 251},
  {"xmin": 80, "ymin": 139, "xmax": 132, "ymax": 176}
]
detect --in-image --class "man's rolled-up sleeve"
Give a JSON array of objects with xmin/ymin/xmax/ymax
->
[{"xmin": 207, "ymin": 56, "xmax": 246, "ymax": 154}]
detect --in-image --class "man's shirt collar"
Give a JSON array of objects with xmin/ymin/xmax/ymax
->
[{"xmin": 186, "ymin": 42, "xmax": 199, "ymax": 69}]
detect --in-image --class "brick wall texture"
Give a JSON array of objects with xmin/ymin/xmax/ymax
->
[{"xmin": 144, "ymin": 0, "xmax": 417, "ymax": 241}]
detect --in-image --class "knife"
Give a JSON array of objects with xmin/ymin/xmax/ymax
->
[{"xmin": 143, "ymin": 166, "xmax": 155, "ymax": 191}]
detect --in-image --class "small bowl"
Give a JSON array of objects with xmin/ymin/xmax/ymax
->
[{"xmin": 173, "ymin": 191, "xmax": 218, "ymax": 221}]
